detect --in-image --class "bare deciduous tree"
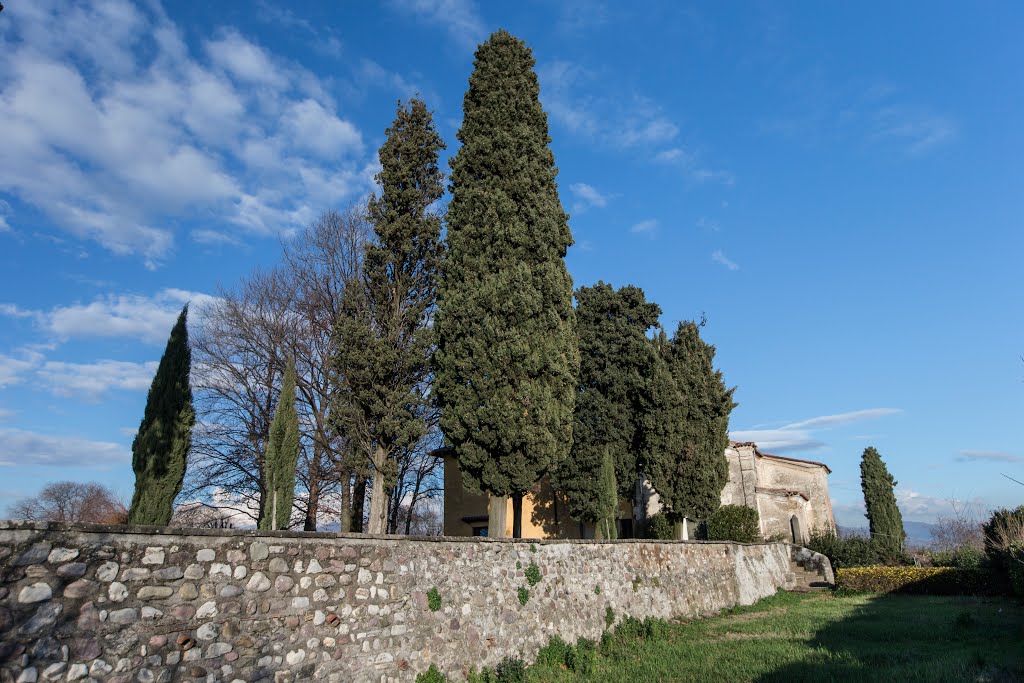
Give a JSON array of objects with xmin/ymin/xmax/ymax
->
[
  {"xmin": 8, "ymin": 481, "xmax": 128, "ymax": 524},
  {"xmin": 187, "ymin": 209, "xmax": 369, "ymax": 530}
]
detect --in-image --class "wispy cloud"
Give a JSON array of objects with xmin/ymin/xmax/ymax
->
[
  {"xmin": 0, "ymin": 2, "xmax": 373, "ymax": 267},
  {"xmin": 568, "ymin": 183, "xmax": 609, "ymax": 213},
  {"xmin": 731, "ymin": 407, "xmax": 902, "ymax": 454},
  {"xmin": 870, "ymin": 106, "xmax": 957, "ymax": 155},
  {"xmin": 1, "ymin": 288, "xmax": 218, "ymax": 344},
  {"xmin": 729, "ymin": 428, "xmax": 825, "ymax": 453},
  {"xmin": 711, "ymin": 249, "xmax": 739, "ymax": 271},
  {"xmin": 956, "ymin": 450, "xmax": 1024, "ymax": 464},
  {"xmin": 386, "ymin": 0, "xmax": 487, "ymax": 51},
  {"xmin": 38, "ymin": 360, "xmax": 159, "ymax": 400},
  {"xmin": 630, "ymin": 219, "xmax": 658, "ymax": 236},
  {"xmin": 0, "ymin": 428, "xmax": 129, "ymax": 467},
  {"xmin": 784, "ymin": 408, "xmax": 902, "ymax": 430}
]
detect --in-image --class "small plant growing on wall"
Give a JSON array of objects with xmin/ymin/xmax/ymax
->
[
  {"xmin": 427, "ymin": 587, "xmax": 442, "ymax": 612},
  {"xmin": 605, "ymin": 605, "xmax": 615, "ymax": 627},
  {"xmin": 517, "ymin": 586, "xmax": 529, "ymax": 605},
  {"xmin": 530, "ymin": 543, "xmax": 537, "ymax": 553},
  {"xmin": 594, "ymin": 585, "xmax": 601, "ymax": 595},
  {"xmin": 525, "ymin": 562, "xmax": 542, "ymax": 586},
  {"xmin": 416, "ymin": 664, "xmax": 447, "ymax": 683}
]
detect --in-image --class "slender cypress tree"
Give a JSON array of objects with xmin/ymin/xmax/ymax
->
[
  {"xmin": 649, "ymin": 321, "xmax": 736, "ymax": 529},
  {"xmin": 860, "ymin": 446, "xmax": 905, "ymax": 554},
  {"xmin": 259, "ymin": 359, "xmax": 300, "ymax": 530},
  {"xmin": 595, "ymin": 448, "xmax": 619, "ymax": 540},
  {"xmin": 435, "ymin": 30, "xmax": 579, "ymax": 538},
  {"xmin": 553, "ymin": 283, "xmax": 660, "ymax": 525},
  {"xmin": 332, "ymin": 98, "xmax": 445, "ymax": 534},
  {"xmin": 128, "ymin": 305, "xmax": 194, "ymax": 526}
]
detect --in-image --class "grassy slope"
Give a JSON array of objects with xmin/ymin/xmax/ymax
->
[{"xmin": 526, "ymin": 592, "xmax": 1024, "ymax": 682}]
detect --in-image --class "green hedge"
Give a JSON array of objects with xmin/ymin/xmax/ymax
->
[
  {"xmin": 706, "ymin": 504, "xmax": 760, "ymax": 543},
  {"xmin": 835, "ymin": 566, "xmax": 1007, "ymax": 596}
]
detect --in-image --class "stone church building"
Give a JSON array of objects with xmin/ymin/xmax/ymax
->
[{"xmin": 438, "ymin": 441, "xmax": 835, "ymax": 543}]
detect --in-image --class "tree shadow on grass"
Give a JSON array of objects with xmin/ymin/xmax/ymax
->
[{"xmin": 756, "ymin": 593, "xmax": 1024, "ymax": 683}]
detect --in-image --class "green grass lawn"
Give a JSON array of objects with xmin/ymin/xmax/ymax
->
[{"xmin": 524, "ymin": 591, "xmax": 1024, "ymax": 683}]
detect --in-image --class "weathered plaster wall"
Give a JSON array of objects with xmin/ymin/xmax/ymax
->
[{"xmin": 0, "ymin": 521, "xmax": 814, "ymax": 683}]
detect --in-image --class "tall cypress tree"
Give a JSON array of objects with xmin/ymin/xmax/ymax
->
[
  {"xmin": 128, "ymin": 305, "xmax": 194, "ymax": 526},
  {"xmin": 649, "ymin": 321, "xmax": 736, "ymax": 530},
  {"xmin": 436, "ymin": 30, "xmax": 579, "ymax": 538},
  {"xmin": 554, "ymin": 283, "xmax": 661, "ymax": 526},
  {"xmin": 860, "ymin": 446, "xmax": 905, "ymax": 554},
  {"xmin": 332, "ymin": 98, "xmax": 445, "ymax": 534},
  {"xmin": 259, "ymin": 359, "xmax": 300, "ymax": 530}
]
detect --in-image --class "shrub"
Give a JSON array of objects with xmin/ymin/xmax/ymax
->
[
  {"xmin": 807, "ymin": 529, "xmax": 881, "ymax": 569},
  {"xmin": 644, "ymin": 513, "xmax": 674, "ymax": 540},
  {"xmin": 1009, "ymin": 548, "xmax": 1024, "ymax": 598},
  {"xmin": 416, "ymin": 664, "xmax": 446, "ymax": 683},
  {"xmin": 534, "ymin": 636, "xmax": 570, "ymax": 668},
  {"xmin": 835, "ymin": 566, "xmax": 1007, "ymax": 595},
  {"xmin": 494, "ymin": 657, "xmax": 525, "ymax": 683},
  {"xmin": 706, "ymin": 504, "xmax": 760, "ymax": 543},
  {"xmin": 565, "ymin": 638, "xmax": 595, "ymax": 675},
  {"xmin": 928, "ymin": 547, "xmax": 985, "ymax": 569},
  {"xmin": 427, "ymin": 587, "xmax": 442, "ymax": 612},
  {"xmin": 517, "ymin": 586, "xmax": 529, "ymax": 605},
  {"xmin": 525, "ymin": 562, "xmax": 542, "ymax": 586},
  {"xmin": 982, "ymin": 505, "xmax": 1024, "ymax": 569}
]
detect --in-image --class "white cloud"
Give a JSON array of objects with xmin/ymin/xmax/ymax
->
[
  {"xmin": 630, "ymin": 219, "xmax": 658, "ymax": 236},
  {"xmin": 731, "ymin": 407, "xmax": 902, "ymax": 454},
  {"xmin": 38, "ymin": 360, "xmax": 159, "ymax": 399},
  {"xmin": 3, "ymin": 288, "xmax": 218, "ymax": 344},
  {"xmin": 956, "ymin": 450, "xmax": 1024, "ymax": 464},
  {"xmin": 729, "ymin": 429, "xmax": 825, "ymax": 453},
  {"xmin": 783, "ymin": 408, "xmax": 902, "ymax": 430},
  {"xmin": 568, "ymin": 183, "xmax": 609, "ymax": 213},
  {"xmin": 895, "ymin": 489, "xmax": 987, "ymax": 521},
  {"xmin": 0, "ymin": 349, "xmax": 45, "ymax": 388},
  {"xmin": 191, "ymin": 229, "xmax": 241, "ymax": 247},
  {"xmin": 388, "ymin": 0, "xmax": 487, "ymax": 50},
  {"xmin": 205, "ymin": 29, "xmax": 289, "ymax": 89},
  {"xmin": 711, "ymin": 249, "xmax": 739, "ymax": 271},
  {"xmin": 0, "ymin": 2, "xmax": 371, "ymax": 266},
  {"xmin": 654, "ymin": 148, "xmax": 690, "ymax": 164},
  {"xmin": 0, "ymin": 428, "xmax": 129, "ymax": 467}
]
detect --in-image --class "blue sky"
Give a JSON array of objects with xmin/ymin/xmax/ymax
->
[{"xmin": 0, "ymin": 1, "xmax": 1021, "ymax": 527}]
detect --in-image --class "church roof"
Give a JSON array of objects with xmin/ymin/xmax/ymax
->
[{"xmin": 729, "ymin": 441, "xmax": 832, "ymax": 474}]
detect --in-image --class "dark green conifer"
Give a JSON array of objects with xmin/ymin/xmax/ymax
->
[
  {"xmin": 128, "ymin": 305, "xmax": 194, "ymax": 526},
  {"xmin": 859, "ymin": 446, "xmax": 905, "ymax": 554},
  {"xmin": 435, "ymin": 30, "xmax": 579, "ymax": 538},
  {"xmin": 553, "ymin": 283, "xmax": 660, "ymax": 525},
  {"xmin": 259, "ymin": 359, "xmax": 300, "ymax": 530},
  {"xmin": 332, "ymin": 98, "xmax": 445, "ymax": 534},
  {"xmin": 650, "ymin": 321, "xmax": 736, "ymax": 525},
  {"xmin": 595, "ymin": 448, "xmax": 619, "ymax": 540}
]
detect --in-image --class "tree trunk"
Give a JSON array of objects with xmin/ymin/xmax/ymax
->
[
  {"xmin": 367, "ymin": 474, "xmax": 389, "ymax": 535},
  {"xmin": 339, "ymin": 468, "xmax": 352, "ymax": 533},
  {"xmin": 511, "ymin": 494, "xmax": 523, "ymax": 539},
  {"xmin": 367, "ymin": 446, "xmax": 390, "ymax": 535},
  {"xmin": 303, "ymin": 452, "xmax": 321, "ymax": 531},
  {"xmin": 352, "ymin": 475, "xmax": 367, "ymax": 533},
  {"xmin": 488, "ymin": 496, "xmax": 508, "ymax": 538}
]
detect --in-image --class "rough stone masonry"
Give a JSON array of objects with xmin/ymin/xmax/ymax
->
[{"xmin": 0, "ymin": 521, "xmax": 830, "ymax": 682}]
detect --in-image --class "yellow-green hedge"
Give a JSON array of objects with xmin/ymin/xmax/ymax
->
[{"xmin": 835, "ymin": 566, "xmax": 1006, "ymax": 596}]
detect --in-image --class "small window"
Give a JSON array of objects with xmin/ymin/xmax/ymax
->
[{"xmin": 471, "ymin": 526, "xmax": 488, "ymax": 537}]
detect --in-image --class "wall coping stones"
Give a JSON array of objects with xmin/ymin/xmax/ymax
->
[{"xmin": 0, "ymin": 519, "xmax": 803, "ymax": 547}]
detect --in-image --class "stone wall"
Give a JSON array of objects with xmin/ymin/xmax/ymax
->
[{"xmin": 0, "ymin": 521, "xmax": 819, "ymax": 683}]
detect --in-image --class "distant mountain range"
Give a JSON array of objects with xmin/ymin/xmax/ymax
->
[{"xmin": 838, "ymin": 520, "xmax": 938, "ymax": 547}]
